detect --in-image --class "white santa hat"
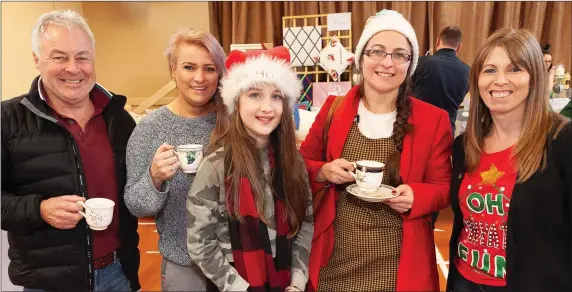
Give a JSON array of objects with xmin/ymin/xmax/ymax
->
[
  {"xmin": 220, "ymin": 46, "xmax": 302, "ymax": 113},
  {"xmin": 353, "ymin": 9, "xmax": 419, "ymax": 83}
]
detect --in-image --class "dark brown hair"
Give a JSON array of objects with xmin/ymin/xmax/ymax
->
[{"xmin": 439, "ymin": 26, "xmax": 463, "ymax": 48}]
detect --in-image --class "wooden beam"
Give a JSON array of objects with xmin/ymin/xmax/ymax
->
[
  {"xmin": 127, "ymin": 96, "xmax": 176, "ymax": 107},
  {"xmin": 132, "ymin": 80, "xmax": 176, "ymax": 114}
]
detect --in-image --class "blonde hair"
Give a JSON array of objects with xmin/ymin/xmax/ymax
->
[
  {"xmin": 164, "ymin": 28, "xmax": 226, "ymax": 77},
  {"xmin": 464, "ymin": 28, "xmax": 568, "ymax": 182},
  {"xmin": 164, "ymin": 28, "xmax": 229, "ymax": 145}
]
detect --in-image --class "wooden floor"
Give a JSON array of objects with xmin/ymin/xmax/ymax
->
[{"xmin": 138, "ymin": 207, "xmax": 454, "ymax": 291}]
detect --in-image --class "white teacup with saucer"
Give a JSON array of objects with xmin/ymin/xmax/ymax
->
[
  {"xmin": 348, "ymin": 160, "xmax": 385, "ymax": 192},
  {"xmin": 346, "ymin": 183, "xmax": 398, "ymax": 202},
  {"xmin": 347, "ymin": 160, "xmax": 397, "ymax": 202}
]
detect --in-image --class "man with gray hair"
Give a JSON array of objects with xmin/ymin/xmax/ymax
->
[{"xmin": 1, "ymin": 10, "xmax": 140, "ymax": 291}]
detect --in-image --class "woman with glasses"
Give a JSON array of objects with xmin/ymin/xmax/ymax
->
[{"xmin": 299, "ymin": 10, "xmax": 452, "ymax": 291}]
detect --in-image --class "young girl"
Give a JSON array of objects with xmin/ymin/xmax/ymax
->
[{"xmin": 187, "ymin": 47, "xmax": 314, "ymax": 292}]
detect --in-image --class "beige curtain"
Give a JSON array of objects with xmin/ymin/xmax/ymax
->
[{"xmin": 210, "ymin": 1, "xmax": 572, "ymax": 70}]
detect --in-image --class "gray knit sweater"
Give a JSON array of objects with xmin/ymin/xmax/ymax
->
[{"xmin": 124, "ymin": 106, "xmax": 216, "ymax": 266}]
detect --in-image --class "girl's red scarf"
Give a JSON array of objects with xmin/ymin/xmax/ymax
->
[{"xmin": 227, "ymin": 148, "xmax": 292, "ymax": 292}]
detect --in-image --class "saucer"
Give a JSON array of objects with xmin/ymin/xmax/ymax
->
[{"xmin": 346, "ymin": 184, "xmax": 398, "ymax": 202}]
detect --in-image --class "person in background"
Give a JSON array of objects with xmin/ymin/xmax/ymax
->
[
  {"xmin": 187, "ymin": 47, "xmax": 314, "ymax": 292},
  {"xmin": 411, "ymin": 25, "xmax": 470, "ymax": 227},
  {"xmin": 299, "ymin": 10, "xmax": 452, "ymax": 291},
  {"xmin": 447, "ymin": 28, "xmax": 572, "ymax": 291},
  {"xmin": 124, "ymin": 28, "xmax": 227, "ymax": 291},
  {"xmin": 542, "ymin": 44, "xmax": 557, "ymax": 94},
  {"xmin": 542, "ymin": 44, "xmax": 553, "ymax": 71},
  {"xmin": 412, "ymin": 25, "xmax": 470, "ymax": 135},
  {"xmin": 1, "ymin": 10, "xmax": 140, "ymax": 291}
]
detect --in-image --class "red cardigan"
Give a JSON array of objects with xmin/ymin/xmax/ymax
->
[{"xmin": 299, "ymin": 85, "xmax": 453, "ymax": 291}]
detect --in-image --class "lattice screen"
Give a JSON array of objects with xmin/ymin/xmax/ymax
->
[{"xmin": 282, "ymin": 14, "xmax": 353, "ymax": 84}]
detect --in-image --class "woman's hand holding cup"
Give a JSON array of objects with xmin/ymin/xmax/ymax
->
[
  {"xmin": 383, "ymin": 184, "xmax": 414, "ymax": 213},
  {"xmin": 150, "ymin": 143, "xmax": 179, "ymax": 190},
  {"xmin": 317, "ymin": 158, "xmax": 356, "ymax": 184}
]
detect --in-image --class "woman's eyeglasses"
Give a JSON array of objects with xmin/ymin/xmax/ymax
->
[{"xmin": 363, "ymin": 49, "xmax": 412, "ymax": 65}]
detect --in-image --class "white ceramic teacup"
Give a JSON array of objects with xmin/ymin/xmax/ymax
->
[
  {"xmin": 349, "ymin": 160, "xmax": 385, "ymax": 192},
  {"xmin": 174, "ymin": 144, "xmax": 204, "ymax": 173},
  {"xmin": 77, "ymin": 198, "xmax": 115, "ymax": 231}
]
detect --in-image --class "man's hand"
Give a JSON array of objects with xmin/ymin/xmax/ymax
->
[{"xmin": 40, "ymin": 195, "xmax": 86, "ymax": 229}]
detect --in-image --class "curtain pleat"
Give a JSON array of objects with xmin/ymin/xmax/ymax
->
[{"xmin": 209, "ymin": 1, "xmax": 571, "ymax": 70}]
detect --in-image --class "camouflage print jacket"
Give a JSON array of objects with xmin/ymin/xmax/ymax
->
[{"xmin": 187, "ymin": 147, "xmax": 314, "ymax": 292}]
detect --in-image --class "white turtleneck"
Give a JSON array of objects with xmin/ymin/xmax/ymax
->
[{"xmin": 357, "ymin": 98, "xmax": 397, "ymax": 139}]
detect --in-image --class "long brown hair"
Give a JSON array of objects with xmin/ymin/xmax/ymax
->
[
  {"xmin": 208, "ymin": 94, "xmax": 308, "ymax": 238},
  {"xmin": 464, "ymin": 28, "xmax": 568, "ymax": 182},
  {"xmin": 357, "ymin": 46, "xmax": 414, "ymax": 187}
]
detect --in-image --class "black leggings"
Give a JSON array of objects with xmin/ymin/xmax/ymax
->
[
  {"xmin": 205, "ymin": 279, "xmax": 219, "ymax": 292},
  {"xmin": 448, "ymin": 268, "xmax": 507, "ymax": 292}
]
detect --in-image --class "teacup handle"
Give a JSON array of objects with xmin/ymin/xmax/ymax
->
[
  {"xmin": 76, "ymin": 201, "xmax": 87, "ymax": 218},
  {"xmin": 348, "ymin": 162, "xmax": 358, "ymax": 180}
]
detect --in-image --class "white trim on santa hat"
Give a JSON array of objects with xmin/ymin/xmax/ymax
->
[{"xmin": 220, "ymin": 55, "xmax": 302, "ymax": 114}]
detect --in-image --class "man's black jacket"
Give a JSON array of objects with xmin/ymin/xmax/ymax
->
[{"xmin": 1, "ymin": 76, "xmax": 140, "ymax": 291}]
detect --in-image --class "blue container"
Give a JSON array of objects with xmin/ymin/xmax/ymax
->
[{"xmin": 292, "ymin": 103, "xmax": 300, "ymax": 130}]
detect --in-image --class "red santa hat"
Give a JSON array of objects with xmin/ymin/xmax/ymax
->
[{"xmin": 220, "ymin": 46, "xmax": 302, "ymax": 113}]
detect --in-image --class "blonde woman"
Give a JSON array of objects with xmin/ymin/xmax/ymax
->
[
  {"xmin": 124, "ymin": 28, "xmax": 227, "ymax": 291},
  {"xmin": 448, "ymin": 28, "xmax": 572, "ymax": 291}
]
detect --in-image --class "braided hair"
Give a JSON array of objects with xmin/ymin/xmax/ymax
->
[
  {"xmin": 385, "ymin": 72, "xmax": 412, "ymax": 186},
  {"xmin": 357, "ymin": 65, "xmax": 413, "ymax": 187}
]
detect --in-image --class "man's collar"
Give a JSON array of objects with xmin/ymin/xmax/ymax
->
[{"xmin": 435, "ymin": 48, "xmax": 457, "ymax": 56}]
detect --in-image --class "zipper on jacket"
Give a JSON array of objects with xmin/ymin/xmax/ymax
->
[
  {"xmin": 24, "ymin": 97, "xmax": 121, "ymax": 292},
  {"xmin": 21, "ymin": 95, "xmax": 114, "ymax": 291},
  {"xmin": 69, "ymin": 134, "xmax": 95, "ymax": 292}
]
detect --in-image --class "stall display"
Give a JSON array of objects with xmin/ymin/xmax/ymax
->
[
  {"xmin": 311, "ymin": 36, "xmax": 354, "ymax": 81},
  {"xmin": 283, "ymin": 26, "xmax": 323, "ymax": 67},
  {"xmin": 282, "ymin": 13, "xmax": 354, "ymax": 146}
]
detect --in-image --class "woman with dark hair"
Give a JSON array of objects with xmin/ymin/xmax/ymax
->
[
  {"xmin": 300, "ymin": 9, "xmax": 452, "ymax": 291},
  {"xmin": 542, "ymin": 43, "xmax": 557, "ymax": 93},
  {"xmin": 542, "ymin": 44, "xmax": 553, "ymax": 70}
]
